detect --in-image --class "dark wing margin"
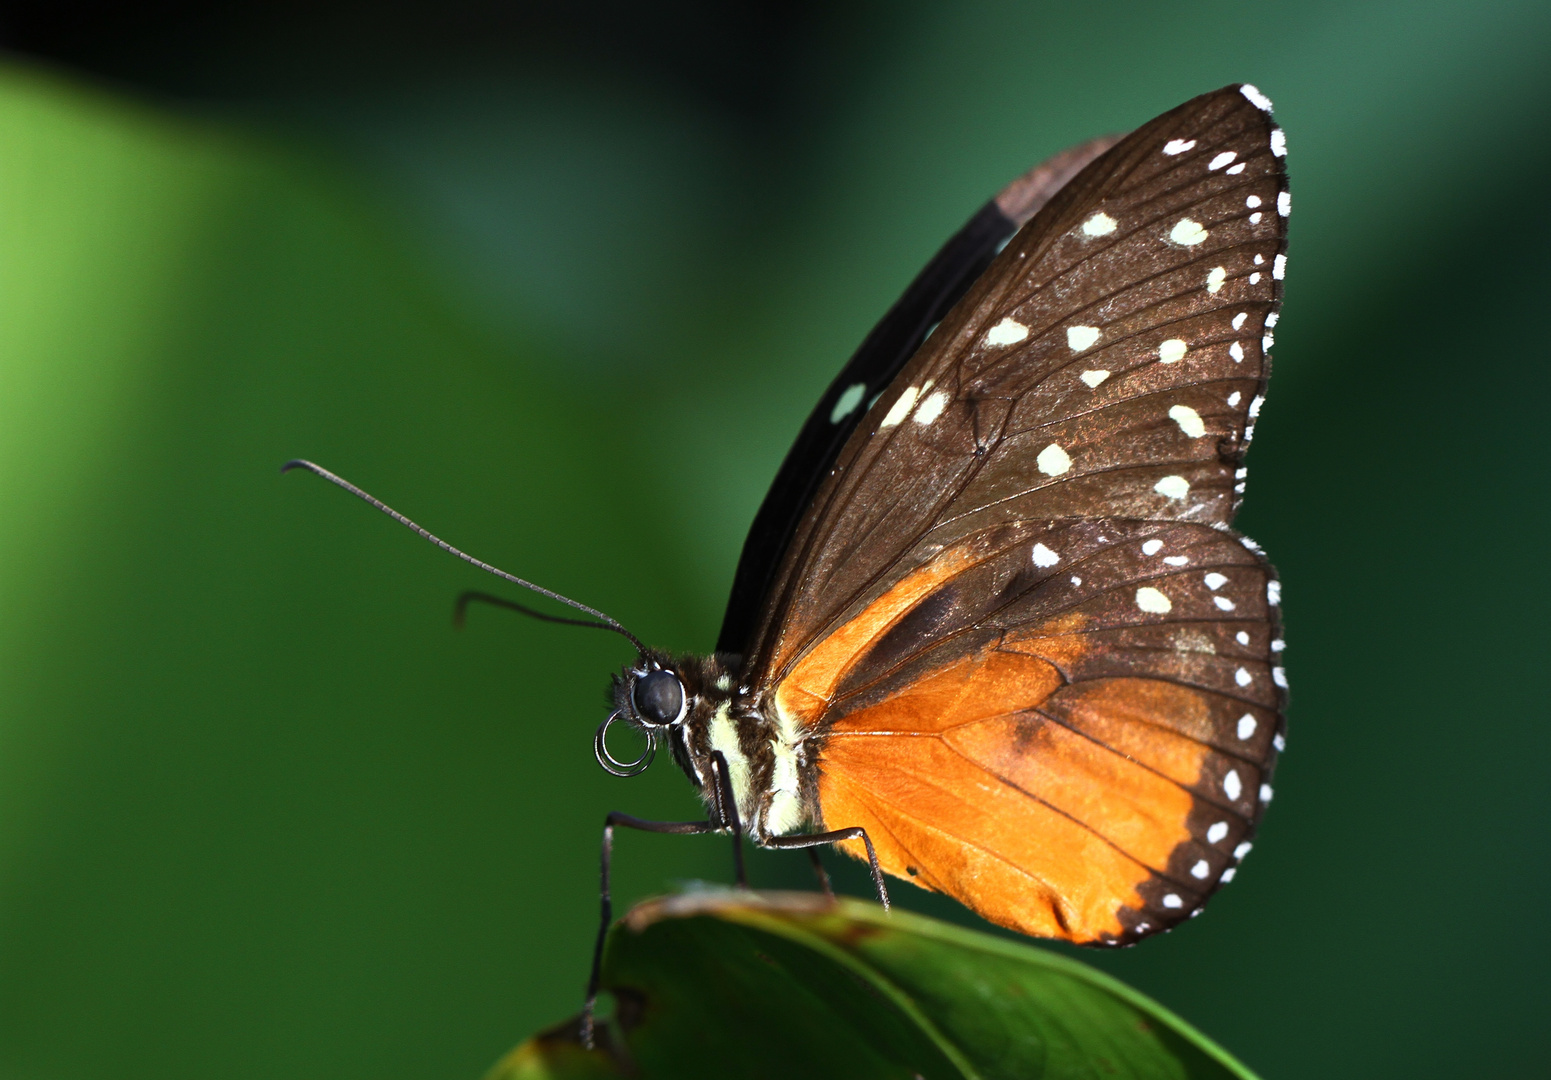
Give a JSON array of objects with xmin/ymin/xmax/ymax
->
[{"xmin": 717, "ymin": 136, "xmax": 1122, "ymax": 656}]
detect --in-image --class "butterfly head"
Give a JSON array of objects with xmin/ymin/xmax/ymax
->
[{"xmin": 600, "ymin": 651, "xmax": 745, "ymax": 797}]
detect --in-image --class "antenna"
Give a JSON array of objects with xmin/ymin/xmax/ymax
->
[{"xmin": 282, "ymin": 459, "xmax": 646, "ymax": 655}]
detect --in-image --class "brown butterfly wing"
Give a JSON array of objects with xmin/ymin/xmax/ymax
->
[
  {"xmin": 745, "ymin": 85, "xmax": 1289, "ymax": 943},
  {"xmin": 745, "ymin": 84, "xmax": 1287, "ymax": 684}
]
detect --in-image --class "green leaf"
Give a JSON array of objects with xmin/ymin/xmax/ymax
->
[{"xmin": 492, "ymin": 891, "xmax": 1259, "ymax": 1080}]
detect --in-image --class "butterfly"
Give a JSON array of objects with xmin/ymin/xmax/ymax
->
[{"xmin": 287, "ymin": 81, "xmax": 1288, "ymax": 1042}]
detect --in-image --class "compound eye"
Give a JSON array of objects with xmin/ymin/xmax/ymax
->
[{"xmin": 632, "ymin": 669, "xmax": 684, "ymax": 727}]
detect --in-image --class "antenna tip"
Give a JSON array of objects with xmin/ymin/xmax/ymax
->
[{"xmin": 280, "ymin": 459, "xmax": 311, "ymax": 474}]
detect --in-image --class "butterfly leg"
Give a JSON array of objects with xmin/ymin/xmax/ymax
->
[
  {"xmin": 807, "ymin": 847, "xmax": 834, "ymax": 898},
  {"xmin": 708, "ymin": 750, "xmax": 747, "ymax": 888},
  {"xmin": 762, "ymin": 828, "xmax": 890, "ymax": 911},
  {"xmin": 581, "ymin": 811, "xmax": 715, "ymax": 1049}
]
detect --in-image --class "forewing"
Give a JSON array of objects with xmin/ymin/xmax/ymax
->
[
  {"xmin": 746, "ymin": 85, "xmax": 1288, "ymax": 684},
  {"xmin": 718, "ymin": 136, "xmax": 1122, "ymax": 656},
  {"xmin": 777, "ymin": 519, "xmax": 1285, "ymax": 943}
]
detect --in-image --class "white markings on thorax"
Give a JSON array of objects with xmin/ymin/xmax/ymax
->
[{"xmin": 707, "ymin": 701, "xmax": 754, "ymax": 824}]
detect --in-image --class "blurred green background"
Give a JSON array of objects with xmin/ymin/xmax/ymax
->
[{"xmin": 1, "ymin": 2, "xmax": 1547, "ymax": 1077}]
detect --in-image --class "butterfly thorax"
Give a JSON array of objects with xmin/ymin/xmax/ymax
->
[{"xmin": 610, "ymin": 650, "xmax": 813, "ymax": 841}]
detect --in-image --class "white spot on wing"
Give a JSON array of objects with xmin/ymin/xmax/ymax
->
[
  {"xmin": 1135, "ymin": 586, "xmax": 1172, "ymax": 614},
  {"xmin": 1235, "ymin": 667, "xmax": 1252, "ymax": 687},
  {"xmin": 1230, "ymin": 341, "xmax": 1244, "ymax": 362},
  {"xmin": 880, "ymin": 386, "xmax": 919, "ymax": 428},
  {"xmin": 913, "ymin": 389, "xmax": 949, "ymax": 425},
  {"xmin": 1067, "ymin": 325, "xmax": 1101, "ymax": 351},
  {"xmin": 1191, "ymin": 860, "xmax": 1211, "ymax": 879},
  {"xmin": 1232, "ymin": 312, "xmax": 1248, "ymax": 330},
  {"xmin": 1206, "ymin": 266, "xmax": 1227, "ymax": 293},
  {"xmin": 1163, "ymin": 139, "xmax": 1196, "ymax": 155},
  {"xmin": 1214, "ymin": 595, "xmax": 1237, "ymax": 611},
  {"xmin": 1204, "ymin": 572, "xmax": 1228, "ymax": 590},
  {"xmin": 1082, "ymin": 211, "xmax": 1117, "ymax": 236},
  {"xmin": 1267, "ymin": 580, "xmax": 1281, "ymax": 605},
  {"xmin": 829, "ymin": 382, "xmax": 866, "ymax": 424},
  {"xmin": 1226, "ymin": 163, "xmax": 1245, "ymax": 175},
  {"xmin": 1274, "ymin": 733, "xmax": 1286, "ymax": 751},
  {"xmin": 1241, "ymin": 84, "xmax": 1274, "ymax": 112},
  {"xmin": 1260, "ymin": 784, "xmax": 1274, "ymax": 803},
  {"xmin": 1032, "ymin": 543, "xmax": 1060, "ymax": 568},
  {"xmin": 1271, "ymin": 638, "xmax": 1285, "ymax": 652},
  {"xmin": 986, "ymin": 317, "xmax": 1029, "ymax": 346},
  {"xmin": 1162, "ymin": 893, "xmax": 1183, "ymax": 909},
  {"xmin": 1036, "ymin": 443, "xmax": 1072, "ymax": 476},
  {"xmin": 1234, "ymin": 841, "xmax": 1253, "ymax": 860},
  {"xmin": 1236, "ymin": 630, "xmax": 1250, "ymax": 645},
  {"xmin": 1278, "ymin": 191, "xmax": 1291, "ymax": 217},
  {"xmin": 1245, "ymin": 195, "xmax": 1262, "ymax": 209},
  {"xmin": 1270, "ymin": 128, "xmax": 1287, "ymax": 157},
  {"xmin": 1154, "ymin": 475, "xmax": 1190, "ymax": 500},
  {"xmin": 1223, "ymin": 769, "xmax": 1243, "ymax": 800},
  {"xmin": 1171, "ymin": 218, "xmax": 1208, "ymax": 246},
  {"xmin": 1273, "ymin": 253, "xmax": 1287, "ymax": 279},
  {"xmin": 1163, "ymin": 555, "xmax": 1188, "ymax": 566},
  {"xmin": 1207, "ymin": 821, "xmax": 1229, "ymax": 843},
  {"xmin": 1266, "ymin": 312, "xmax": 1279, "ymax": 328},
  {"xmin": 1273, "ymin": 666, "xmax": 1288, "ymax": 688},
  {"xmin": 1142, "ymin": 538, "xmax": 1164, "ymax": 556},
  {"xmin": 1249, "ymin": 212, "xmax": 1263, "ymax": 224},
  {"xmin": 1221, "ymin": 867, "xmax": 1237, "ymax": 882},
  {"xmin": 1158, "ymin": 338, "xmax": 1188, "ymax": 363},
  {"xmin": 1070, "ymin": 574, "xmax": 1082, "ymax": 586},
  {"xmin": 1237, "ymin": 714, "xmax": 1257, "ymax": 739},
  {"xmin": 1079, "ymin": 369, "xmax": 1110, "ymax": 388},
  {"xmin": 1169, "ymin": 404, "xmax": 1206, "ymax": 437},
  {"xmin": 1227, "ymin": 391, "xmax": 1241, "ymax": 407},
  {"xmin": 1208, "ymin": 151, "xmax": 1237, "ymax": 171},
  {"xmin": 1248, "ymin": 272, "xmax": 1261, "ymax": 285}
]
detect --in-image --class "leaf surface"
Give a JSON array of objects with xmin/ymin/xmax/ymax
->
[{"xmin": 493, "ymin": 891, "xmax": 1259, "ymax": 1080}]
